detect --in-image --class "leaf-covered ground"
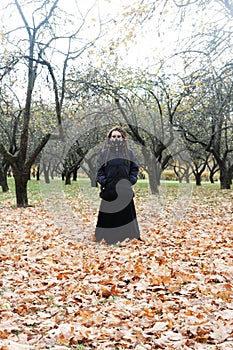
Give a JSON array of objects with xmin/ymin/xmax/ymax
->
[{"xmin": 0, "ymin": 181, "xmax": 233, "ymax": 349}]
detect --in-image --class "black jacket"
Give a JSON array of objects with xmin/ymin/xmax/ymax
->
[{"xmin": 96, "ymin": 147, "xmax": 139, "ymax": 195}]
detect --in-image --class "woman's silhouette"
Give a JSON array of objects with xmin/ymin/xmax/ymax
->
[{"xmin": 95, "ymin": 126, "xmax": 141, "ymax": 244}]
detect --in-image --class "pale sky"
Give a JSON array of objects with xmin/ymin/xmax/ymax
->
[{"xmin": 0, "ymin": 0, "xmax": 231, "ymax": 73}]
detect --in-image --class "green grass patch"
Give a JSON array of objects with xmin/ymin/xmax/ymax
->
[
  {"xmin": 0, "ymin": 176, "xmax": 229, "ymax": 208},
  {"xmin": 0, "ymin": 177, "xmax": 41, "ymax": 204}
]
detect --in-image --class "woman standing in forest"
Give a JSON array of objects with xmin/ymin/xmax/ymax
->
[{"xmin": 95, "ymin": 126, "xmax": 141, "ymax": 244}]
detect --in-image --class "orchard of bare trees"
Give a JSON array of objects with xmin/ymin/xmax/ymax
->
[{"xmin": 0, "ymin": 0, "xmax": 232, "ymax": 207}]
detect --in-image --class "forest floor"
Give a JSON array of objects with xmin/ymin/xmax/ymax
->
[{"xmin": 0, "ymin": 180, "xmax": 233, "ymax": 350}]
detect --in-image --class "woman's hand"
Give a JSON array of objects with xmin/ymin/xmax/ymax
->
[{"xmin": 129, "ymin": 175, "xmax": 137, "ymax": 185}]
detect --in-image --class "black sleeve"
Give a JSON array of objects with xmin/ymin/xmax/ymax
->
[
  {"xmin": 129, "ymin": 150, "xmax": 139, "ymax": 185},
  {"xmin": 96, "ymin": 150, "xmax": 107, "ymax": 186}
]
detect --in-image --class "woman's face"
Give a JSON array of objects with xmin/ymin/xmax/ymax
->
[{"xmin": 110, "ymin": 130, "xmax": 123, "ymax": 139}]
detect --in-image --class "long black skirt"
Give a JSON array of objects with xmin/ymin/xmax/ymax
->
[{"xmin": 95, "ymin": 194, "xmax": 140, "ymax": 244}]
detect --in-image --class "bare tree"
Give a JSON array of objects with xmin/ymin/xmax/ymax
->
[
  {"xmin": 0, "ymin": 82, "xmax": 22, "ymax": 192},
  {"xmin": 176, "ymin": 65, "xmax": 233, "ymax": 189},
  {"xmin": 66, "ymin": 66, "xmax": 196, "ymax": 193},
  {"xmin": 0, "ymin": 0, "xmax": 104, "ymax": 206}
]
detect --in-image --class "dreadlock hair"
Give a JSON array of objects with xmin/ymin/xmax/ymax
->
[{"xmin": 103, "ymin": 126, "xmax": 130, "ymax": 166}]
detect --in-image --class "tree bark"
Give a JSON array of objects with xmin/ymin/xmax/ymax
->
[
  {"xmin": 219, "ymin": 167, "xmax": 232, "ymax": 189},
  {"xmin": 65, "ymin": 171, "xmax": 72, "ymax": 185},
  {"xmin": 148, "ymin": 161, "xmax": 159, "ymax": 194},
  {"xmin": 13, "ymin": 168, "xmax": 30, "ymax": 207},
  {"xmin": 44, "ymin": 169, "xmax": 50, "ymax": 184},
  {"xmin": 36, "ymin": 165, "xmax": 40, "ymax": 181},
  {"xmin": 195, "ymin": 173, "xmax": 202, "ymax": 186},
  {"xmin": 73, "ymin": 168, "xmax": 78, "ymax": 181},
  {"xmin": 0, "ymin": 167, "xmax": 9, "ymax": 192},
  {"xmin": 209, "ymin": 175, "xmax": 215, "ymax": 184}
]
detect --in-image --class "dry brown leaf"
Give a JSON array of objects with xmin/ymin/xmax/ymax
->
[{"xmin": 0, "ymin": 188, "xmax": 232, "ymax": 348}]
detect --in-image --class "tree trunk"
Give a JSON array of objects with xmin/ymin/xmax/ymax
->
[
  {"xmin": 148, "ymin": 161, "xmax": 159, "ymax": 194},
  {"xmin": 173, "ymin": 165, "xmax": 184, "ymax": 183},
  {"xmin": 88, "ymin": 167, "xmax": 98, "ymax": 187},
  {"xmin": 1, "ymin": 179, "xmax": 9, "ymax": 192},
  {"xmin": 0, "ymin": 167, "xmax": 9, "ymax": 192},
  {"xmin": 36, "ymin": 166, "xmax": 40, "ymax": 181},
  {"xmin": 195, "ymin": 173, "xmax": 202, "ymax": 186},
  {"xmin": 184, "ymin": 168, "xmax": 190, "ymax": 183},
  {"xmin": 14, "ymin": 172, "xmax": 30, "ymax": 207},
  {"xmin": 90, "ymin": 176, "xmax": 98, "ymax": 187},
  {"xmin": 219, "ymin": 167, "xmax": 232, "ymax": 189},
  {"xmin": 44, "ymin": 168, "xmax": 50, "ymax": 184},
  {"xmin": 143, "ymin": 150, "xmax": 160, "ymax": 194},
  {"xmin": 148, "ymin": 172, "xmax": 159, "ymax": 194},
  {"xmin": 209, "ymin": 164, "xmax": 220, "ymax": 183},
  {"xmin": 209, "ymin": 173, "xmax": 215, "ymax": 184},
  {"xmin": 1, "ymin": 181, "xmax": 9, "ymax": 192},
  {"xmin": 42, "ymin": 161, "xmax": 50, "ymax": 183},
  {"xmin": 73, "ymin": 168, "xmax": 78, "ymax": 181},
  {"xmin": 65, "ymin": 171, "xmax": 72, "ymax": 185}
]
